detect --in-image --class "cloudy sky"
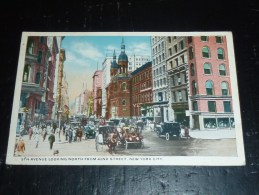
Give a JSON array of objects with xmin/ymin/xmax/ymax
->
[{"xmin": 61, "ymin": 36, "xmax": 152, "ymax": 103}]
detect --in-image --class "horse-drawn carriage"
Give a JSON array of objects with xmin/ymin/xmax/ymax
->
[{"xmin": 95, "ymin": 125, "xmax": 144, "ymax": 154}]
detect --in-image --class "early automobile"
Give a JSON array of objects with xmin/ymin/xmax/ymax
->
[
  {"xmin": 156, "ymin": 122, "xmax": 181, "ymax": 141},
  {"xmin": 83, "ymin": 124, "xmax": 97, "ymax": 139}
]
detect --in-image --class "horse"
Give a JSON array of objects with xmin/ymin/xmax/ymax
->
[{"xmin": 107, "ymin": 133, "xmax": 117, "ymax": 154}]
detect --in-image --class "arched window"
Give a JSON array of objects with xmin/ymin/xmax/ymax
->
[
  {"xmin": 192, "ymin": 80, "xmax": 197, "ymax": 95},
  {"xmin": 219, "ymin": 64, "xmax": 226, "ymax": 76},
  {"xmin": 26, "ymin": 37, "xmax": 34, "ymax": 54},
  {"xmin": 202, "ymin": 46, "xmax": 210, "ymax": 58},
  {"xmin": 121, "ymin": 83, "xmax": 127, "ymax": 91},
  {"xmin": 122, "ymin": 99, "xmax": 126, "ymax": 106},
  {"xmin": 190, "ymin": 63, "xmax": 195, "ymax": 76},
  {"xmin": 23, "ymin": 64, "xmax": 30, "ymax": 82},
  {"xmin": 35, "ymin": 72, "xmax": 41, "ymax": 84},
  {"xmin": 217, "ymin": 48, "xmax": 225, "ymax": 60},
  {"xmin": 221, "ymin": 82, "xmax": 229, "ymax": 95},
  {"xmin": 189, "ymin": 47, "xmax": 194, "ymax": 59},
  {"xmin": 205, "ymin": 80, "xmax": 214, "ymax": 95},
  {"xmin": 203, "ymin": 63, "xmax": 212, "ymax": 74}
]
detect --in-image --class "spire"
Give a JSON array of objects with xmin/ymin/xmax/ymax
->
[
  {"xmin": 113, "ymin": 50, "xmax": 116, "ymax": 60},
  {"xmin": 121, "ymin": 37, "xmax": 125, "ymax": 53}
]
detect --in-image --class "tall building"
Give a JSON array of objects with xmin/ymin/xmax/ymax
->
[
  {"xmin": 128, "ymin": 55, "xmax": 150, "ymax": 72},
  {"xmin": 187, "ymin": 36, "xmax": 234, "ymax": 130},
  {"xmin": 106, "ymin": 38, "xmax": 131, "ymax": 119},
  {"xmin": 151, "ymin": 36, "xmax": 171, "ymax": 123},
  {"xmin": 166, "ymin": 36, "xmax": 189, "ymax": 126},
  {"xmin": 92, "ymin": 70, "xmax": 103, "ymax": 118},
  {"xmin": 19, "ymin": 36, "xmax": 50, "ymax": 129},
  {"xmin": 101, "ymin": 56, "xmax": 113, "ymax": 117},
  {"xmin": 131, "ymin": 62, "xmax": 153, "ymax": 118}
]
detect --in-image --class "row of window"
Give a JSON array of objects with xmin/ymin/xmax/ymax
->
[
  {"xmin": 168, "ymin": 54, "xmax": 186, "ymax": 69},
  {"xmin": 153, "ymin": 65, "xmax": 166, "ymax": 77},
  {"xmin": 189, "ymin": 46, "xmax": 225, "ymax": 60},
  {"xmin": 190, "ymin": 63, "xmax": 227, "ymax": 76},
  {"xmin": 152, "ymin": 53, "xmax": 166, "ymax": 65},
  {"xmin": 170, "ymin": 72, "xmax": 188, "ymax": 86},
  {"xmin": 132, "ymin": 92, "xmax": 153, "ymax": 103},
  {"xmin": 192, "ymin": 80, "xmax": 230, "ymax": 96},
  {"xmin": 204, "ymin": 117, "xmax": 234, "ymax": 129},
  {"xmin": 168, "ymin": 40, "xmax": 185, "ymax": 56},
  {"xmin": 171, "ymin": 89, "xmax": 188, "ymax": 103},
  {"xmin": 133, "ymin": 81, "xmax": 152, "ymax": 93},
  {"xmin": 152, "ymin": 41, "xmax": 165, "ymax": 55},
  {"xmin": 153, "ymin": 77, "xmax": 167, "ymax": 88},
  {"xmin": 132, "ymin": 70, "xmax": 152, "ymax": 84},
  {"xmin": 193, "ymin": 100, "xmax": 231, "ymax": 113}
]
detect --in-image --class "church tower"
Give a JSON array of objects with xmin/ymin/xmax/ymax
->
[
  {"xmin": 118, "ymin": 38, "xmax": 128, "ymax": 75},
  {"xmin": 110, "ymin": 50, "xmax": 119, "ymax": 78}
]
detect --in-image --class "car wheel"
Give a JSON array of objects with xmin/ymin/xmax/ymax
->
[{"xmin": 165, "ymin": 133, "xmax": 170, "ymax": 141}]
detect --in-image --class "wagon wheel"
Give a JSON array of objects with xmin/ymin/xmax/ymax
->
[{"xmin": 165, "ymin": 133, "xmax": 170, "ymax": 141}]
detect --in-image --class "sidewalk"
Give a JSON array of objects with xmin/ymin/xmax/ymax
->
[{"xmin": 186, "ymin": 129, "xmax": 236, "ymax": 139}]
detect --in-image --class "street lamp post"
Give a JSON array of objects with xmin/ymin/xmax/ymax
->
[{"xmin": 58, "ymin": 110, "xmax": 63, "ymax": 142}]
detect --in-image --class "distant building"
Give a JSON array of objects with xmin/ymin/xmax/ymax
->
[
  {"xmin": 131, "ymin": 62, "xmax": 153, "ymax": 118},
  {"xmin": 128, "ymin": 55, "xmax": 150, "ymax": 72},
  {"xmin": 92, "ymin": 70, "xmax": 103, "ymax": 118}
]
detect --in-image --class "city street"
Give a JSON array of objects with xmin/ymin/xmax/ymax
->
[{"xmin": 15, "ymin": 127, "xmax": 237, "ymax": 157}]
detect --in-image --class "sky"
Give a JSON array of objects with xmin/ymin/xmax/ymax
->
[{"xmin": 60, "ymin": 36, "xmax": 152, "ymax": 104}]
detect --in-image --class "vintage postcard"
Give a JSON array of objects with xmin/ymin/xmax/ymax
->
[{"xmin": 6, "ymin": 32, "xmax": 245, "ymax": 165}]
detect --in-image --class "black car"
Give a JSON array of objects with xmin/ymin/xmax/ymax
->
[
  {"xmin": 84, "ymin": 125, "xmax": 97, "ymax": 139},
  {"xmin": 156, "ymin": 122, "xmax": 181, "ymax": 140}
]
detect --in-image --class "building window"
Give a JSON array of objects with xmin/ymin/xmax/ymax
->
[
  {"xmin": 177, "ymin": 74, "xmax": 181, "ymax": 85},
  {"xmin": 188, "ymin": 36, "xmax": 192, "ymax": 43},
  {"xmin": 39, "ymin": 37, "xmax": 44, "ymax": 43},
  {"xmin": 122, "ymin": 99, "xmax": 126, "ymax": 106},
  {"xmin": 202, "ymin": 46, "xmax": 210, "ymax": 58},
  {"xmin": 175, "ymin": 58, "xmax": 179, "ymax": 67},
  {"xmin": 169, "ymin": 48, "xmax": 172, "ymax": 56},
  {"xmin": 221, "ymin": 82, "xmax": 229, "ymax": 95},
  {"xmin": 158, "ymin": 92, "xmax": 163, "ymax": 101},
  {"xmin": 161, "ymin": 42, "xmax": 164, "ymax": 48},
  {"xmin": 23, "ymin": 64, "xmax": 30, "ymax": 82},
  {"xmin": 218, "ymin": 118, "xmax": 230, "ymax": 128},
  {"xmin": 158, "ymin": 44, "xmax": 161, "ymax": 51},
  {"xmin": 168, "ymin": 36, "xmax": 171, "ymax": 43},
  {"xmin": 35, "ymin": 72, "xmax": 41, "ymax": 84},
  {"xmin": 219, "ymin": 64, "xmax": 226, "ymax": 76},
  {"xmin": 206, "ymin": 80, "xmax": 214, "ymax": 95},
  {"xmin": 27, "ymin": 38, "xmax": 34, "ymax": 54},
  {"xmin": 201, "ymin": 36, "xmax": 208, "ymax": 41},
  {"xmin": 160, "ymin": 79, "xmax": 162, "ymax": 86},
  {"xmin": 163, "ymin": 65, "xmax": 166, "ymax": 73},
  {"xmin": 37, "ymin": 51, "xmax": 42, "ymax": 63},
  {"xmin": 178, "ymin": 90, "xmax": 182, "ymax": 101},
  {"xmin": 154, "ymin": 81, "xmax": 156, "ymax": 88},
  {"xmin": 184, "ymin": 72, "xmax": 187, "ymax": 83},
  {"xmin": 162, "ymin": 53, "xmax": 165, "ymax": 60},
  {"xmin": 170, "ymin": 61, "xmax": 173, "ymax": 69},
  {"xmin": 159, "ymin": 67, "xmax": 162, "ymax": 74},
  {"xmin": 163, "ymin": 78, "xmax": 166, "ymax": 85},
  {"xmin": 204, "ymin": 118, "xmax": 217, "ymax": 129},
  {"xmin": 204, "ymin": 63, "xmax": 212, "ymax": 74},
  {"xmin": 224, "ymin": 101, "xmax": 231, "ymax": 112},
  {"xmin": 121, "ymin": 82, "xmax": 127, "ymax": 90},
  {"xmin": 171, "ymin": 76, "xmax": 175, "ymax": 86},
  {"xmin": 217, "ymin": 48, "xmax": 225, "ymax": 60},
  {"xmin": 185, "ymin": 89, "xmax": 188, "ymax": 101},
  {"xmin": 180, "ymin": 55, "xmax": 185, "ymax": 64},
  {"xmin": 190, "ymin": 63, "xmax": 195, "ymax": 76},
  {"xmin": 208, "ymin": 101, "xmax": 216, "ymax": 112},
  {"xmin": 230, "ymin": 118, "xmax": 235, "ymax": 128},
  {"xmin": 172, "ymin": 91, "xmax": 176, "ymax": 102},
  {"xmin": 216, "ymin": 36, "xmax": 223, "ymax": 44},
  {"xmin": 192, "ymin": 80, "xmax": 197, "ymax": 95},
  {"xmin": 193, "ymin": 101, "xmax": 198, "ymax": 111},
  {"xmin": 180, "ymin": 40, "xmax": 184, "ymax": 50},
  {"xmin": 159, "ymin": 55, "xmax": 161, "ymax": 63},
  {"xmin": 153, "ymin": 70, "xmax": 156, "ymax": 77},
  {"xmin": 189, "ymin": 47, "xmax": 194, "ymax": 59},
  {"xmin": 174, "ymin": 45, "xmax": 178, "ymax": 53}
]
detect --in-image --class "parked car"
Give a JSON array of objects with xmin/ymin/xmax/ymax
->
[
  {"xmin": 156, "ymin": 122, "xmax": 181, "ymax": 141},
  {"xmin": 84, "ymin": 124, "xmax": 97, "ymax": 139}
]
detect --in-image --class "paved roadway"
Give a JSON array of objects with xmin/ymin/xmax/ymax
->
[{"xmin": 14, "ymin": 128, "xmax": 237, "ymax": 157}]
